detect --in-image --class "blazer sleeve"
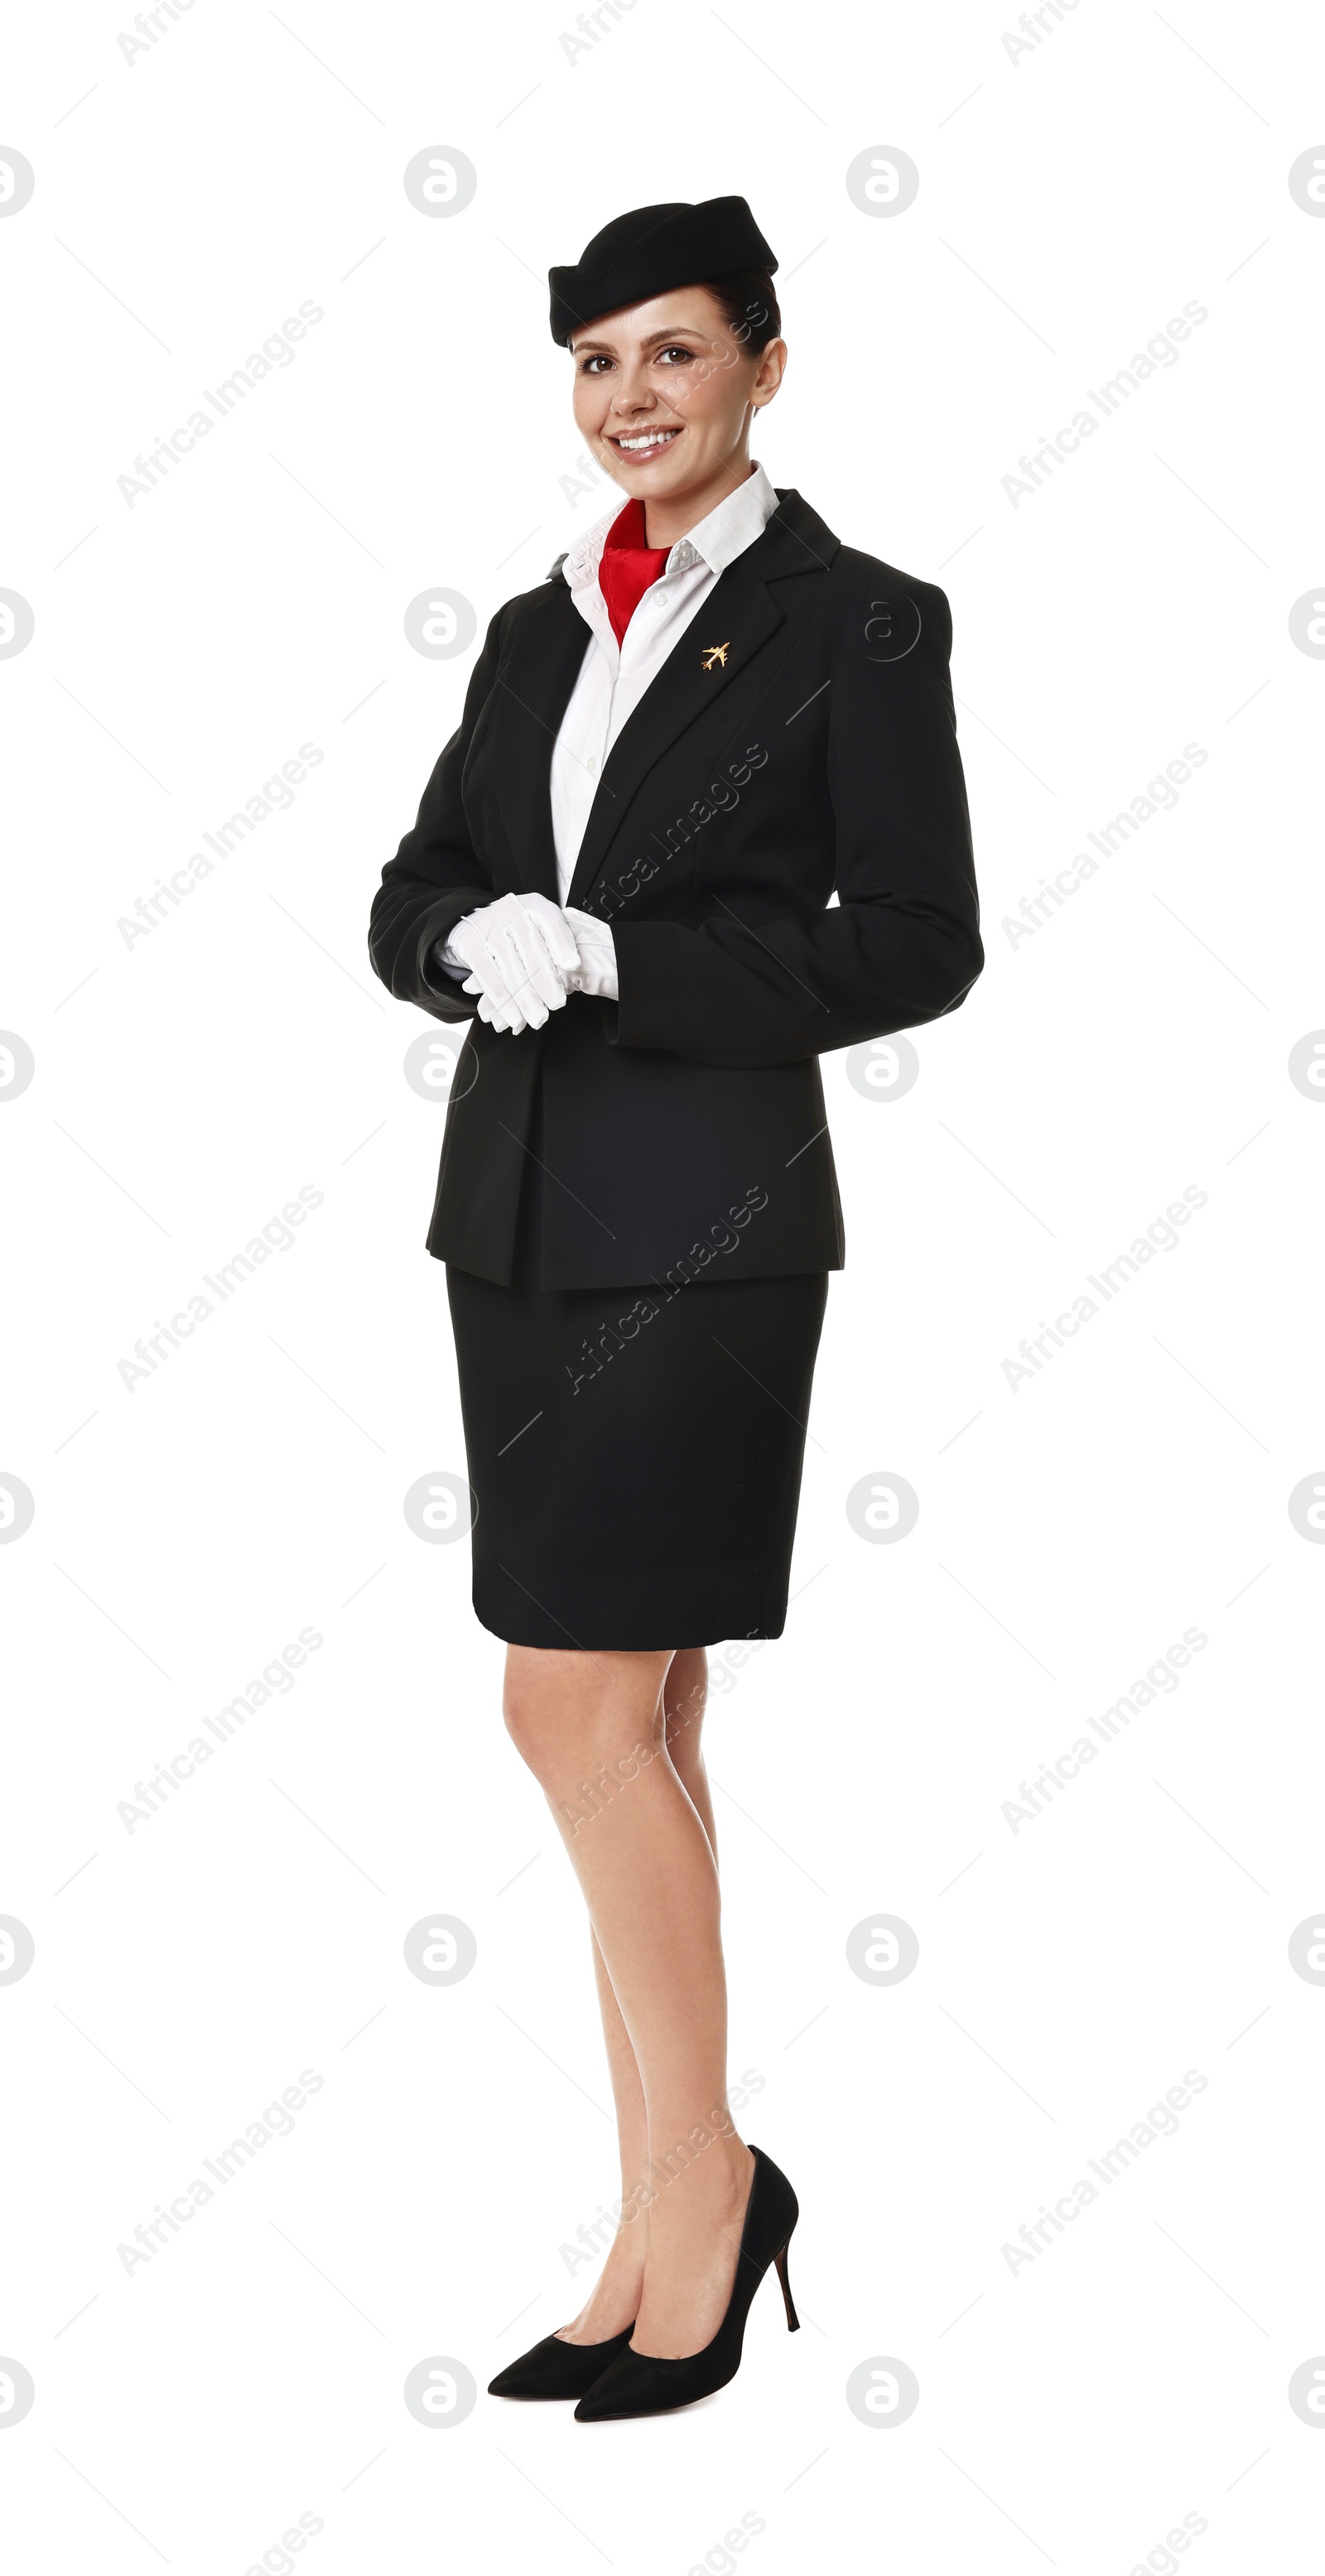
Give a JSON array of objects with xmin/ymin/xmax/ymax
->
[
  {"xmin": 368, "ymin": 609, "xmax": 506, "ymax": 1023},
  {"xmin": 606, "ymin": 581, "xmax": 982, "ymax": 1068}
]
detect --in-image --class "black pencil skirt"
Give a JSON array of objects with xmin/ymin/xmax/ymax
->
[{"xmin": 445, "ymin": 1093, "xmax": 828, "ymax": 1652}]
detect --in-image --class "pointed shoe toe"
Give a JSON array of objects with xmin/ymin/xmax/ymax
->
[
  {"xmin": 574, "ymin": 2145, "xmax": 801, "ymax": 2422},
  {"xmin": 488, "ymin": 2324, "xmax": 635, "ymax": 2400},
  {"xmin": 574, "ymin": 2343, "xmax": 730, "ymax": 2420}
]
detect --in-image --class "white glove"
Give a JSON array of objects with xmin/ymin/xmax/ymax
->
[
  {"xmin": 563, "ymin": 907, "xmax": 619, "ymax": 1001},
  {"xmin": 446, "ymin": 892, "xmax": 581, "ymax": 1033}
]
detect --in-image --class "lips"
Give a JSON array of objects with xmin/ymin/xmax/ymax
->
[{"xmin": 607, "ymin": 426, "xmax": 682, "ymax": 457}]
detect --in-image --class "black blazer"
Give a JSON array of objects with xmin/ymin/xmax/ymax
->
[{"xmin": 369, "ymin": 489, "xmax": 982, "ymax": 1291}]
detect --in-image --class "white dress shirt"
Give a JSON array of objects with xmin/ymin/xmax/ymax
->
[
  {"xmin": 551, "ymin": 458, "xmax": 780, "ymax": 900},
  {"xmin": 439, "ymin": 460, "xmax": 779, "ymax": 1003}
]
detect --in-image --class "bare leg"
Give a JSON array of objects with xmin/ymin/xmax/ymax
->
[
  {"xmin": 663, "ymin": 1646, "xmax": 716, "ymax": 1856},
  {"xmin": 504, "ymin": 1644, "xmax": 754, "ymax": 2358},
  {"xmin": 557, "ymin": 1933, "xmax": 649, "ymax": 2338},
  {"xmin": 557, "ymin": 1647, "xmax": 716, "ymax": 2342}
]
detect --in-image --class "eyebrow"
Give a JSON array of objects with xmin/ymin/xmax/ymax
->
[{"xmin": 570, "ymin": 325, "xmax": 709, "ymax": 356}]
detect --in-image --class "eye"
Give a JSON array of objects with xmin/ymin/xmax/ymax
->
[
  {"xmin": 576, "ymin": 353, "xmax": 614, "ymax": 373},
  {"xmin": 656, "ymin": 344, "xmax": 695, "ymax": 365}
]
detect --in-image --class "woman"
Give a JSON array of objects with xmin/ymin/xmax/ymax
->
[{"xmin": 369, "ymin": 195, "xmax": 982, "ymax": 2420}]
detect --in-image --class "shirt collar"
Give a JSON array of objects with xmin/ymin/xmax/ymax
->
[
  {"xmin": 669, "ymin": 459, "xmax": 780, "ymax": 576},
  {"xmin": 564, "ymin": 460, "xmax": 779, "ymax": 593}
]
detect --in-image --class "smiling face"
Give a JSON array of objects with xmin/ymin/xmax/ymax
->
[{"xmin": 570, "ymin": 286, "xmax": 787, "ymax": 548}]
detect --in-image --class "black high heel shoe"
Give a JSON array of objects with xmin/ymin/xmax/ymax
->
[
  {"xmin": 573, "ymin": 2145, "xmax": 799, "ymax": 2422},
  {"xmin": 488, "ymin": 2323, "xmax": 636, "ymax": 2401}
]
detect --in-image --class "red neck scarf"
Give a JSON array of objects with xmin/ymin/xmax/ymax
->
[{"xmin": 597, "ymin": 498, "xmax": 669, "ymax": 648}]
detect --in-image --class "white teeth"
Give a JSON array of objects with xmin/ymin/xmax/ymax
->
[{"xmin": 615, "ymin": 430, "xmax": 679, "ymax": 452}]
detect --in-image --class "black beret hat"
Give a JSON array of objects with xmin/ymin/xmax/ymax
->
[{"xmin": 548, "ymin": 195, "xmax": 777, "ymax": 345}]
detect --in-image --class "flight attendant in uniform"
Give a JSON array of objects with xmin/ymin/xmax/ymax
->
[{"xmin": 369, "ymin": 195, "xmax": 982, "ymax": 2420}]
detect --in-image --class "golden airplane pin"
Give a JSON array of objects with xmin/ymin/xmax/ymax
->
[{"xmin": 701, "ymin": 642, "xmax": 730, "ymax": 671}]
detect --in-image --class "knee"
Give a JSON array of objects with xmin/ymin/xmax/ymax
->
[
  {"xmin": 502, "ymin": 1646, "xmax": 666, "ymax": 1788},
  {"xmin": 502, "ymin": 1650, "xmax": 574, "ymax": 1779},
  {"xmin": 665, "ymin": 1647, "xmax": 708, "ymax": 1764}
]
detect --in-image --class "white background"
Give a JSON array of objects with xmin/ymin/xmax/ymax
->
[{"xmin": 2, "ymin": 0, "xmax": 1323, "ymax": 2568}]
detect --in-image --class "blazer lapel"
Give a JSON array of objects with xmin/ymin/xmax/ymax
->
[
  {"xmin": 566, "ymin": 491, "xmax": 836, "ymax": 912},
  {"xmin": 492, "ymin": 578, "xmax": 592, "ymax": 902}
]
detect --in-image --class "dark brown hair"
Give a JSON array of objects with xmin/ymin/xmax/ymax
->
[{"xmin": 698, "ymin": 268, "xmax": 782, "ymax": 355}]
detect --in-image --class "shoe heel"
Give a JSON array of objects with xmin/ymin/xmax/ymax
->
[{"xmin": 773, "ymin": 2239, "xmax": 800, "ymax": 2333}]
